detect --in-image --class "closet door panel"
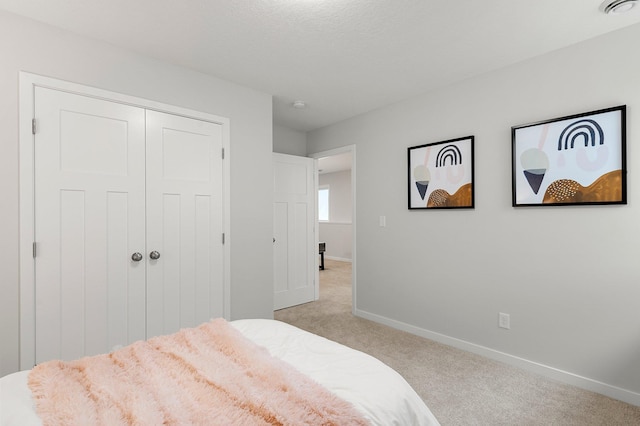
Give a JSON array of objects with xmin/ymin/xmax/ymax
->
[
  {"xmin": 194, "ymin": 195, "xmax": 214, "ymax": 325},
  {"xmin": 58, "ymin": 190, "xmax": 86, "ymax": 361},
  {"xmin": 145, "ymin": 110, "xmax": 224, "ymax": 339},
  {"xmin": 34, "ymin": 87, "xmax": 146, "ymax": 363}
]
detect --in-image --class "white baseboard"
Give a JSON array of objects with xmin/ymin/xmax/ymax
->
[
  {"xmin": 325, "ymin": 256, "xmax": 352, "ymax": 263},
  {"xmin": 355, "ymin": 308, "xmax": 640, "ymax": 407}
]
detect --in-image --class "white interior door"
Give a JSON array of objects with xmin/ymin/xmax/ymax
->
[
  {"xmin": 145, "ymin": 110, "xmax": 224, "ymax": 338},
  {"xmin": 34, "ymin": 87, "xmax": 147, "ymax": 363},
  {"xmin": 273, "ymin": 153, "xmax": 317, "ymax": 310},
  {"xmin": 32, "ymin": 87, "xmax": 226, "ymax": 364}
]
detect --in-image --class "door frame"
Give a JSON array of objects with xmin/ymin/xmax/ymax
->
[
  {"xmin": 309, "ymin": 145, "xmax": 356, "ymax": 314},
  {"xmin": 18, "ymin": 72, "xmax": 231, "ymax": 369}
]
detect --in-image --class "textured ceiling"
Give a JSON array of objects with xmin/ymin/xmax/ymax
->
[{"xmin": 1, "ymin": 0, "xmax": 639, "ymax": 131}]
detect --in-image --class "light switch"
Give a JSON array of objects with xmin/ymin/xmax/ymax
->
[{"xmin": 379, "ymin": 215, "xmax": 386, "ymax": 227}]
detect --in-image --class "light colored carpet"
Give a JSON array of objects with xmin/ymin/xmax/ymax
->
[{"xmin": 275, "ymin": 259, "xmax": 640, "ymax": 426}]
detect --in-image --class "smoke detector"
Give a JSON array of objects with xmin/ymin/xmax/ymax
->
[{"xmin": 601, "ymin": 0, "xmax": 638, "ymax": 14}]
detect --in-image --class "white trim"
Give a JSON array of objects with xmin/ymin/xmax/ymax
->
[
  {"xmin": 19, "ymin": 72, "xmax": 232, "ymax": 369},
  {"xmin": 19, "ymin": 74, "xmax": 36, "ymax": 371},
  {"xmin": 313, "ymin": 160, "xmax": 320, "ymax": 301},
  {"xmin": 355, "ymin": 308, "xmax": 640, "ymax": 407},
  {"xmin": 325, "ymin": 256, "xmax": 352, "ymax": 263},
  {"xmin": 309, "ymin": 145, "xmax": 356, "ymax": 314}
]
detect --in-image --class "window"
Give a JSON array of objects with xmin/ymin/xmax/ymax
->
[{"xmin": 318, "ymin": 186, "xmax": 329, "ymax": 221}]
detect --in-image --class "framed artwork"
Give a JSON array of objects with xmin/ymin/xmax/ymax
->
[
  {"xmin": 408, "ymin": 136, "xmax": 474, "ymax": 209},
  {"xmin": 512, "ymin": 105, "xmax": 626, "ymax": 207}
]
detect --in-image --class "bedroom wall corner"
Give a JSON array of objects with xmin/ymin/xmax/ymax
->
[{"xmin": 273, "ymin": 124, "xmax": 308, "ymax": 156}]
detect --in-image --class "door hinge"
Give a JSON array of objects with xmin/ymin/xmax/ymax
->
[
  {"xmin": 32, "ymin": 118, "xmax": 36, "ymax": 135},
  {"xmin": 32, "ymin": 242, "xmax": 37, "ymax": 258},
  {"xmin": 222, "ymin": 233, "xmax": 225, "ymax": 244},
  {"xmin": 222, "ymin": 148, "xmax": 225, "ymax": 159}
]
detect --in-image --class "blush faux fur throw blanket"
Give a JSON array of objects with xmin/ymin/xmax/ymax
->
[{"xmin": 28, "ymin": 318, "xmax": 369, "ymax": 425}]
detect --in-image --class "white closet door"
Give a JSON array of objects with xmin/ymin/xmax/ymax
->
[
  {"xmin": 145, "ymin": 110, "xmax": 224, "ymax": 338},
  {"xmin": 34, "ymin": 87, "xmax": 146, "ymax": 363},
  {"xmin": 273, "ymin": 153, "xmax": 317, "ymax": 310}
]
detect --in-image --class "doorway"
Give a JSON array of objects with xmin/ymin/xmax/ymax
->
[{"xmin": 311, "ymin": 146, "xmax": 356, "ymax": 314}]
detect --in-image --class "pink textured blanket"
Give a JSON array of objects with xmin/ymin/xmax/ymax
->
[{"xmin": 28, "ymin": 319, "xmax": 369, "ymax": 425}]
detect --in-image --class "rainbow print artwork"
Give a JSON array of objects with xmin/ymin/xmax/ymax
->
[
  {"xmin": 408, "ymin": 136, "xmax": 474, "ymax": 209},
  {"xmin": 512, "ymin": 105, "xmax": 626, "ymax": 207}
]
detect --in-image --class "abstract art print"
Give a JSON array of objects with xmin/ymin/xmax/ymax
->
[
  {"xmin": 408, "ymin": 136, "xmax": 474, "ymax": 209},
  {"xmin": 512, "ymin": 106, "xmax": 626, "ymax": 207}
]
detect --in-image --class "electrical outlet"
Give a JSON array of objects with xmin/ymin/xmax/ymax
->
[{"xmin": 498, "ymin": 312, "xmax": 510, "ymax": 330}]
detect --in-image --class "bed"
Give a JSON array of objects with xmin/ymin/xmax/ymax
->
[{"xmin": 0, "ymin": 319, "xmax": 440, "ymax": 425}]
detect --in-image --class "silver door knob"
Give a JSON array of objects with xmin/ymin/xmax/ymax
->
[
  {"xmin": 131, "ymin": 252, "xmax": 143, "ymax": 262},
  {"xmin": 149, "ymin": 250, "xmax": 161, "ymax": 260}
]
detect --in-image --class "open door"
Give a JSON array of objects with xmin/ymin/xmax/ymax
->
[{"xmin": 273, "ymin": 153, "xmax": 317, "ymax": 310}]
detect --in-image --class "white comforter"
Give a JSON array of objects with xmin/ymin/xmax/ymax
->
[{"xmin": 0, "ymin": 319, "xmax": 440, "ymax": 425}]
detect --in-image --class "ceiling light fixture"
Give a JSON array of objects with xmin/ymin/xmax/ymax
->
[
  {"xmin": 601, "ymin": 0, "xmax": 638, "ymax": 14},
  {"xmin": 292, "ymin": 100, "xmax": 307, "ymax": 109}
]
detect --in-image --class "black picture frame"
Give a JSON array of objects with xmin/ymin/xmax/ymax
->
[
  {"xmin": 512, "ymin": 105, "xmax": 626, "ymax": 207},
  {"xmin": 408, "ymin": 136, "xmax": 475, "ymax": 209}
]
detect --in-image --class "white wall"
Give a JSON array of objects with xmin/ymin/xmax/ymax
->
[
  {"xmin": 308, "ymin": 23, "xmax": 640, "ymax": 404},
  {"xmin": 273, "ymin": 124, "xmax": 307, "ymax": 156},
  {"xmin": 320, "ymin": 170, "xmax": 352, "ymax": 222},
  {"xmin": 0, "ymin": 10, "xmax": 274, "ymax": 377},
  {"xmin": 319, "ymin": 170, "xmax": 352, "ymax": 261},
  {"xmin": 318, "ymin": 223, "xmax": 352, "ymax": 262}
]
